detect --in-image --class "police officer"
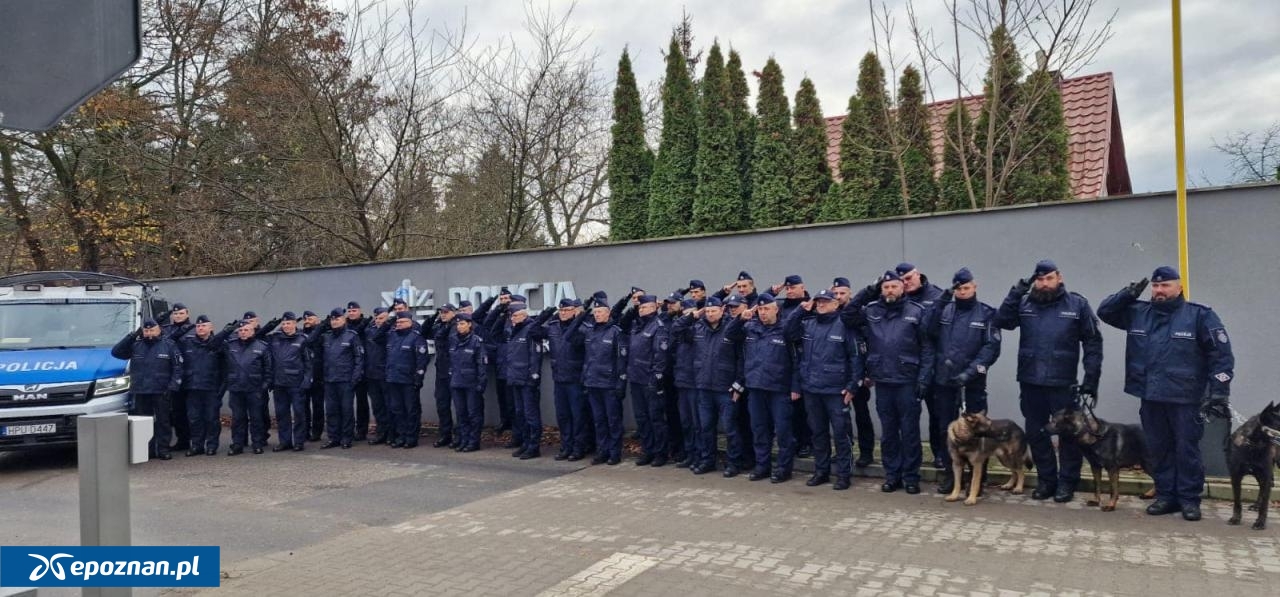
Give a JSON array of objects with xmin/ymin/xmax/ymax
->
[
  {"xmin": 302, "ymin": 310, "xmax": 326, "ymax": 442},
  {"xmin": 342, "ymin": 301, "xmax": 373, "ymax": 441},
  {"xmin": 624, "ymin": 294, "xmax": 671, "ymax": 466},
  {"xmin": 224, "ymin": 319, "xmax": 273, "ymax": 455},
  {"xmin": 363, "ymin": 308, "xmax": 393, "ymax": 445},
  {"xmin": 927, "ymin": 268, "xmax": 1002, "ymax": 493},
  {"xmin": 672, "ymin": 297, "xmax": 742, "ymax": 476},
  {"xmin": 111, "ymin": 320, "xmax": 184, "ymax": 460},
  {"xmin": 845, "ymin": 271, "xmax": 934, "ymax": 494},
  {"xmin": 1098, "ymin": 266, "xmax": 1234, "ymax": 521},
  {"xmin": 684, "ymin": 279, "xmax": 708, "ymax": 308},
  {"xmin": 319, "ymin": 308, "xmax": 365, "ymax": 450},
  {"xmin": 480, "ymin": 291, "xmax": 516, "ymax": 440},
  {"xmin": 832, "ymin": 277, "xmax": 872, "ymax": 467},
  {"xmin": 670, "ymin": 298, "xmax": 700, "ymax": 467},
  {"xmin": 893, "ymin": 263, "xmax": 950, "ymax": 469},
  {"xmin": 265, "ymin": 311, "xmax": 313, "ymax": 452},
  {"xmin": 176, "ymin": 315, "xmax": 227, "ymax": 456},
  {"xmin": 160, "ymin": 303, "xmax": 195, "ymax": 452},
  {"xmin": 574, "ymin": 294, "xmax": 627, "ymax": 465},
  {"xmin": 786, "ymin": 290, "xmax": 863, "ymax": 490},
  {"xmin": 715, "ymin": 271, "xmax": 760, "ymax": 306},
  {"xmin": 248, "ymin": 311, "xmax": 281, "ymax": 447},
  {"xmin": 545, "ymin": 298, "xmax": 589, "ymax": 460},
  {"xmin": 427, "ymin": 304, "xmax": 458, "ymax": 448},
  {"xmin": 505, "ymin": 297, "xmax": 551, "ymax": 459},
  {"xmin": 449, "ymin": 312, "xmax": 488, "ymax": 452},
  {"xmin": 995, "ymin": 260, "xmax": 1103, "ymax": 503},
  {"xmin": 727, "ymin": 294, "xmax": 797, "ymax": 483},
  {"xmin": 385, "ymin": 311, "xmax": 430, "ymax": 449},
  {"xmin": 773, "ymin": 275, "xmax": 814, "ymax": 461}
]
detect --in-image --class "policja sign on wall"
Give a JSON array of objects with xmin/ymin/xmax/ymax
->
[{"xmin": 0, "ymin": 0, "xmax": 142, "ymax": 131}]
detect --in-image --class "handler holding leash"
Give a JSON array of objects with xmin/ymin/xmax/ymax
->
[{"xmin": 1097, "ymin": 266, "xmax": 1235, "ymax": 521}]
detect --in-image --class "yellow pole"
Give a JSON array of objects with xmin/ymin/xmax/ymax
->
[{"xmin": 1171, "ymin": 0, "xmax": 1191, "ymax": 298}]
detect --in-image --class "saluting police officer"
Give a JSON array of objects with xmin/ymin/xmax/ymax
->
[
  {"xmin": 574, "ymin": 294, "xmax": 627, "ymax": 465},
  {"xmin": 176, "ymin": 315, "xmax": 227, "ymax": 456},
  {"xmin": 449, "ymin": 312, "xmax": 488, "ymax": 452},
  {"xmin": 160, "ymin": 303, "xmax": 195, "ymax": 452},
  {"xmin": 384, "ymin": 311, "xmax": 431, "ymax": 449},
  {"xmin": 831, "ymin": 277, "xmax": 872, "ymax": 467},
  {"xmin": 786, "ymin": 290, "xmax": 863, "ymax": 490},
  {"xmin": 995, "ymin": 260, "xmax": 1103, "ymax": 503},
  {"xmin": 427, "ymin": 304, "xmax": 459, "ymax": 448},
  {"xmin": 673, "ymin": 296, "xmax": 743, "ymax": 476},
  {"xmin": 111, "ymin": 320, "xmax": 184, "ymax": 460},
  {"xmin": 544, "ymin": 298, "xmax": 590, "ymax": 461},
  {"xmin": 726, "ymin": 293, "xmax": 797, "ymax": 483},
  {"xmin": 623, "ymin": 294, "xmax": 671, "ymax": 466},
  {"xmin": 224, "ymin": 319, "xmax": 273, "ymax": 455},
  {"xmin": 1097, "ymin": 266, "xmax": 1234, "ymax": 521},
  {"xmin": 844, "ymin": 270, "xmax": 935, "ymax": 495},
  {"xmin": 318, "ymin": 308, "xmax": 365, "ymax": 450},
  {"xmin": 264, "ymin": 311, "xmax": 313, "ymax": 452},
  {"xmin": 301, "ymin": 310, "xmax": 327, "ymax": 442},
  {"xmin": 927, "ymin": 268, "xmax": 1001, "ymax": 494},
  {"xmin": 363, "ymin": 308, "xmax": 393, "ymax": 445},
  {"xmin": 504, "ymin": 297, "xmax": 552, "ymax": 459}
]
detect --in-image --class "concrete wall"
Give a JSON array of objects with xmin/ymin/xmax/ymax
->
[{"xmin": 151, "ymin": 183, "xmax": 1280, "ymax": 460}]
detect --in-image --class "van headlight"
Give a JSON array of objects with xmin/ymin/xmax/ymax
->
[{"xmin": 92, "ymin": 375, "xmax": 131, "ymax": 397}]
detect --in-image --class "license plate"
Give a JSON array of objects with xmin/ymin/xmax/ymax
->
[{"xmin": 1, "ymin": 423, "xmax": 57, "ymax": 436}]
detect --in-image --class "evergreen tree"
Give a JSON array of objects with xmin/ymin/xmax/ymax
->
[
  {"xmin": 938, "ymin": 101, "xmax": 978, "ymax": 211},
  {"xmin": 791, "ymin": 77, "xmax": 831, "ymax": 225},
  {"xmin": 854, "ymin": 52, "xmax": 902, "ymax": 218},
  {"xmin": 748, "ymin": 58, "xmax": 792, "ymax": 229},
  {"xmin": 1008, "ymin": 69, "xmax": 1071, "ymax": 204},
  {"xmin": 648, "ymin": 36, "xmax": 700, "ymax": 237},
  {"xmin": 606, "ymin": 48, "xmax": 653, "ymax": 240},
  {"xmin": 726, "ymin": 50, "xmax": 755, "ymax": 218},
  {"xmin": 817, "ymin": 94, "xmax": 870, "ymax": 222},
  {"xmin": 897, "ymin": 66, "xmax": 937, "ymax": 214},
  {"xmin": 974, "ymin": 24, "xmax": 1022, "ymax": 206},
  {"xmin": 692, "ymin": 43, "xmax": 742, "ymax": 232}
]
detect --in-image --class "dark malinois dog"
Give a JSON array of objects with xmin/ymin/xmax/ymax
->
[
  {"xmin": 945, "ymin": 412, "xmax": 1029, "ymax": 505},
  {"xmin": 1047, "ymin": 407, "xmax": 1148, "ymax": 512},
  {"xmin": 1227, "ymin": 401, "xmax": 1280, "ymax": 530}
]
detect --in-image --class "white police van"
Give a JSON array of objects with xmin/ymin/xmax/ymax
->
[{"xmin": 0, "ymin": 271, "xmax": 171, "ymax": 450}]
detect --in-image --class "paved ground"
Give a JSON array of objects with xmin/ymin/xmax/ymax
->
[{"xmin": 2, "ymin": 432, "xmax": 1279, "ymax": 596}]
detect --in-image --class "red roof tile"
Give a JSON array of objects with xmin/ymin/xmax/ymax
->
[{"xmin": 824, "ymin": 72, "xmax": 1131, "ymax": 199}]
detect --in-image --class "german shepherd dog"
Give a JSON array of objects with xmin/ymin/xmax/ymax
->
[
  {"xmin": 945, "ymin": 412, "xmax": 1029, "ymax": 505},
  {"xmin": 1047, "ymin": 407, "xmax": 1148, "ymax": 512},
  {"xmin": 1227, "ymin": 401, "xmax": 1280, "ymax": 530}
]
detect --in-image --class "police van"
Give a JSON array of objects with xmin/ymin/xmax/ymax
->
[{"xmin": 0, "ymin": 271, "xmax": 171, "ymax": 450}]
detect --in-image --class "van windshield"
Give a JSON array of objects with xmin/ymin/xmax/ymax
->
[{"xmin": 0, "ymin": 301, "xmax": 136, "ymax": 350}]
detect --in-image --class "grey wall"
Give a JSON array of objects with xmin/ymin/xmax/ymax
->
[{"xmin": 150, "ymin": 183, "xmax": 1280, "ymax": 440}]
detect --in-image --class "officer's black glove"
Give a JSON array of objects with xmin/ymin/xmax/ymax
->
[
  {"xmin": 1201, "ymin": 395, "xmax": 1231, "ymax": 421},
  {"xmin": 541, "ymin": 306, "xmax": 556, "ymax": 317},
  {"xmin": 915, "ymin": 383, "xmax": 929, "ymax": 401},
  {"xmin": 222, "ymin": 321, "xmax": 238, "ymax": 333},
  {"xmin": 950, "ymin": 371, "xmax": 972, "ymax": 386},
  {"xmin": 1013, "ymin": 276, "xmax": 1033, "ymax": 295},
  {"xmin": 675, "ymin": 287, "xmax": 689, "ymax": 296},
  {"xmin": 1125, "ymin": 277, "xmax": 1149, "ymax": 298},
  {"xmin": 263, "ymin": 318, "xmax": 282, "ymax": 331},
  {"xmin": 940, "ymin": 288, "xmax": 954, "ymax": 303},
  {"xmin": 156, "ymin": 310, "xmax": 172, "ymax": 324}
]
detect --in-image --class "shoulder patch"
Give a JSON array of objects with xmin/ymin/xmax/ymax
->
[{"xmin": 1213, "ymin": 328, "xmax": 1229, "ymax": 344}]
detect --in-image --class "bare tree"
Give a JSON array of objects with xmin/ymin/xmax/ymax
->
[
  {"xmin": 906, "ymin": 0, "xmax": 1115, "ymax": 208},
  {"xmin": 1212, "ymin": 123, "xmax": 1280, "ymax": 183},
  {"xmin": 458, "ymin": 1, "xmax": 612, "ymax": 249}
]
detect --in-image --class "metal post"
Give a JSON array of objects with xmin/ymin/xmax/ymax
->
[
  {"xmin": 77, "ymin": 413, "xmax": 131, "ymax": 597},
  {"xmin": 1171, "ymin": 0, "xmax": 1191, "ymax": 298}
]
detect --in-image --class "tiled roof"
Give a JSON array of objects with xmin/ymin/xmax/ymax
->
[{"xmin": 824, "ymin": 72, "xmax": 1131, "ymax": 199}]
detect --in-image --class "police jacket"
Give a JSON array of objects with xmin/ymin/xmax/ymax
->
[
  {"xmin": 544, "ymin": 315, "xmax": 587, "ymax": 384},
  {"xmin": 779, "ymin": 294, "xmax": 810, "ymax": 321},
  {"xmin": 319, "ymin": 328, "xmax": 365, "ymax": 385},
  {"xmin": 363, "ymin": 323, "xmax": 390, "ymax": 381},
  {"xmin": 1097, "ymin": 292, "xmax": 1234, "ymax": 404},
  {"xmin": 176, "ymin": 331, "xmax": 225, "ymax": 392},
  {"xmin": 669, "ymin": 315, "xmax": 698, "ymax": 390},
  {"xmin": 224, "ymin": 337, "xmax": 272, "ymax": 393},
  {"xmin": 111, "ymin": 333, "xmax": 183, "ymax": 395},
  {"xmin": 448, "ymin": 330, "xmax": 488, "ymax": 391},
  {"xmin": 785, "ymin": 309, "xmax": 863, "ymax": 395},
  {"xmin": 428, "ymin": 317, "xmax": 455, "ymax": 380},
  {"xmin": 725, "ymin": 315, "xmax": 796, "ymax": 394},
  {"xmin": 162, "ymin": 320, "xmax": 194, "ymax": 342},
  {"xmin": 385, "ymin": 327, "xmax": 431, "ymax": 387},
  {"xmin": 502, "ymin": 318, "xmax": 545, "ymax": 386},
  {"xmin": 995, "ymin": 284, "xmax": 1103, "ymax": 389},
  {"xmin": 265, "ymin": 331, "xmax": 313, "ymax": 389},
  {"xmin": 671, "ymin": 314, "xmax": 738, "ymax": 392},
  {"xmin": 479, "ymin": 300, "xmax": 509, "ymax": 378},
  {"xmin": 625, "ymin": 314, "xmax": 670, "ymax": 386},
  {"xmin": 908, "ymin": 279, "xmax": 947, "ymax": 311},
  {"xmin": 573, "ymin": 317, "xmax": 627, "ymax": 390},
  {"xmin": 845, "ymin": 299, "xmax": 935, "ymax": 386},
  {"xmin": 304, "ymin": 324, "xmax": 325, "ymax": 385},
  {"xmin": 927, "ymin": 297, "xmax": 1001, "ymax": 386}
]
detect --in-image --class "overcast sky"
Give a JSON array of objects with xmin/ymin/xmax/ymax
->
[{"xmin": 349, "ymin": 0, "xmax": 1280, "ymax": 194}]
